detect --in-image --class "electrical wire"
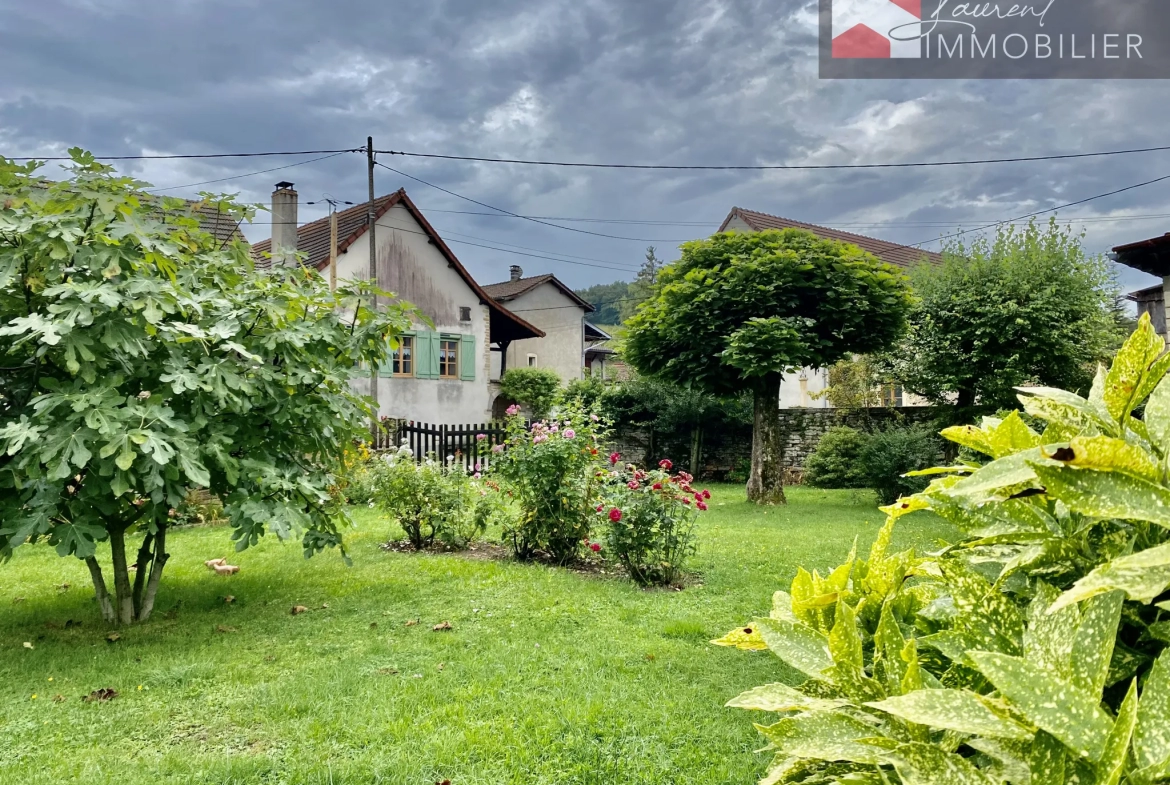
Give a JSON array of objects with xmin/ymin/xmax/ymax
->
[
  {"xmin": 377, "ymin": 144, "xmax": 1170, "ymax": 171},
  {"xmin": 147, "ymin": 151, "xmax": 351, "ymax": 193},
  {"xmin": 7, "ymin": 148, "xmax": 362, "ymax": 161},
  {"xmin": 375, "ymin": 161, "xmax": 692, "ymax": 243}
]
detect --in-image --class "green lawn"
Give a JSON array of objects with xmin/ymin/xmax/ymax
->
[{"xmin": 0, "ymin": 486, "xmax": 954, "ymax": 785}]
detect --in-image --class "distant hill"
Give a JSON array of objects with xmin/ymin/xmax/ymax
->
[{"xmin": 575, "ymin": 280, "xmax": 630, "ymax": 325}]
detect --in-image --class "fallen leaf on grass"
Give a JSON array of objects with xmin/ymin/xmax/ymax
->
[
  {"xmin": 432, "ymin": 621, "xmax": 453, "ymax": 632},
  {"xmin": 57, "ymin": 583, "xmax": 71, "ymax": 592},
  {"xmin": 52, "ymin": 694, "xmax": 65, "ymax": 703},
  {"xmin": 106, "ymin": 632, "xmax": 120, "ymax": 643},
  {"xmin": 82, "ymin": 688, "xmax": 118, "ymax": 702},
  {"xmin": 369, "ymin": 622, "xmax": 378, "ymax": 629},
  {"xmin": 404, "ymin": 619, "xmax": 418, "ymax": 627},
  {"xmin": 223, "ymin": 596, "xmax": 235, "ymax": 604},
  {"xmin": 376, "ymin": 667, "xmax": 399, "ymax": 675},
  {"xmin": 13, "ymin": 597, "xmax": 25, "ymax": 604},
  {"xmin": 320, "ymin": 603, "xmax": 329, "ymax": 610},
  {"xmin": 215, "ymin": 625, "xmax": 237, "ymax": 634},
  {"xmin": 23, "ymin": 641, "xmax": 33, "ymax": 649},
  {"xmin": 290, "ymin": 605, "xmax": 309, "ymax": 616}
]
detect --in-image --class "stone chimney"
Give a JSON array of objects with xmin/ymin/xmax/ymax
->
[
  {"xmin": 509, "ymin": 265, "xmax": 523, "ymax": 282},
  {"xmin": 271, "ymin": 181, "xmax": 298, "ymax": 266}
]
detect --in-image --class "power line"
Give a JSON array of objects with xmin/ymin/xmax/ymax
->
[
  {"xmin": 378, "ymin": 144, "xmax": 1170, "ymax": 171},
  {"xmin": 7, "ymin": 148, "xmax": 362, "ymax": 162},
  {"xmin": 907, "ymin": 171, "xmax": 1170, "ymax": 250},
  {"xmin": 374, "ymin": 160, "xmax": 686, "ymax": 243},
  {"xmin": 147, "ymin": 151, "xmax": 350, "ymax": 193}
]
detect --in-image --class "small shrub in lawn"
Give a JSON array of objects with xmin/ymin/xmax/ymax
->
[
  {"xmin": 491, "ymin": 404, "xmax": 607, "ymax": 563},
  {"xmin": 372, "ymin": 446, "xmax": 485, "ymax": 550},
  {"xmin": 858, "ymin": 423, "xmax": 941, "ymax": 504},
  {"xmin": 803, "ymin": 426, "xmax": 869, "ymax": 489},
  {"xmin": 167, "ymin": 490, "xmax": 227, "ymax": 528},
  {"xmin": 600, "ymin": 458, "xmax": 706, "ymax": 586}
]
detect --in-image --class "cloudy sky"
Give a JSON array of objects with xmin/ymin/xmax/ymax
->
[{"xmin": 2, "ymin": 0, "xmax": 1168, "ymax": 294}]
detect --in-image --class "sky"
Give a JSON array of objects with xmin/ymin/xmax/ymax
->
[{"xmin": 2, "ymin": 0, "xmax": 1168, "ymax": 294}]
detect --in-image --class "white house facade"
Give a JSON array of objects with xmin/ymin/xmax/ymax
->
[
  {"xmin": 253, "ymin": 184, "xmax": 544, "ymax": 424},
  {"xmin": 482, "ymin": 268, "xmax": 595, "ymax": 383}
]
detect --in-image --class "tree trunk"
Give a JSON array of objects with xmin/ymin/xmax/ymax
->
[
  {"xmin": 747, "ymin": 376, "xmax": 787, "ymax": 505},
  {"xmin": 85, "ymin": 556, "xmax": 115, "ymax": 623},
  {"xmin": 131, "ymin": 531, "xmax": 154, "ymax": 617},
  {"xmin": 689, "ymin": 426, "xmax": 703, "ymax": 477},
  {"xmin": 137, "ymin": 523, "xmax": 168, "ymax": 623},
  {"xmin": 107, "ymin": 527, "xmax": 134, "ymax": 625}
]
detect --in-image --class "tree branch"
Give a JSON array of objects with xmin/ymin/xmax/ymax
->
[{"xmin": 85, "ymin": 556, "xmax": 115, "ymax": 624}]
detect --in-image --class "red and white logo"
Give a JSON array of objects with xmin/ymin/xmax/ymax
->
[{"xmin": 831, "ymin": 0, "xmax": 923, "ymax": 58}]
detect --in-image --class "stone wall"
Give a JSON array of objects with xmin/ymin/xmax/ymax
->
[{"xmin": 608, "ymin": 406, "xmax": 940, "ymax": 481}]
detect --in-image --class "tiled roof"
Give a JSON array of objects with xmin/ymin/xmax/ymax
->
[
  {"xmin": 252, "ymin": 189, "xmax": 545, "ymax": 341},
  {"xmin": 720, "ymin": 207, "xmax": 942, "ymax": 268},
  {"xmin": 481, "ymin": 274, "xmax": 595, "ymax": 312},
  {"xmin": 185, "ymin": 201, "xmax": 246, "ymax": 246},
  {"xmin": 251, "ymin": 194, "xmax": 398, "ymax": 271}
]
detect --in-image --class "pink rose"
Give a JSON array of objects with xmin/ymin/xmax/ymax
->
[
  {"xmin": 627, "ymin": 481, "xmax": 639, "ymax": 490},
  {"xmin": 491, "ymin": 444, "xmax": 504, "ymax": 454},
  {"xmin": 659, "ymin": 459, "xmax": 672, "ymax": 471},
  {"xmin": 563, "ymin": 429, "xmax": 576, "ymax": 440},
  {"xmin": 608, "ymin": 508, "xmax": 622, "ymax": 522},
  {"xmin": 609, "ymin": 452, "xmax": 621, "ymax": 465},
  {"xmin": 696, "ymin": 501, "xmax": 708, "ymax": 511},
  {"xmin": 506, "ymin": 404, "xmax": 521, "ymax": 416},
  {"xmin": 476, "ymin": 433, "xmax": 487, "ymax": 441}
]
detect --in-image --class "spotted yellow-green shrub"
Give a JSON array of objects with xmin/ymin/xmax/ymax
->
[{"xmin": 719, "ymin": 313, "xmax": 1170, "ymax": 784}]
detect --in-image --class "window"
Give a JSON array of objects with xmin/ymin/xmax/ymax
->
[
  {"xmin": 439, "ymin": 338, "xmax": 460, "ymax": 378},
  {"xmin": 392, "ymin": 336, "xmax": 413, "ymax": 377},
  {"xmin": 527, "ymin": 354, "xmax": 538, "ymax": 367},
  {"xmin": 459, "ymin": 306, "xmax": 472, "ymax": 322},
  {"xmin": 881, "ymin": 384, "xmax": 904, "ymax": 407}
]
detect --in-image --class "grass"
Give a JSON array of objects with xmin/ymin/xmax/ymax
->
[{"xmin": 0, "ymin": 485, "xmax": 954, "ymax": 785}]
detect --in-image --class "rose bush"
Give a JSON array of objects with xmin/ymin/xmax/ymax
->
[
  {"xmin": 372, "ymin": 445, "xmax": 486, "ymax": 550},
  {"xmin": 599, "ymin": 457, "xmax": 707, "ymax": 585},
  {"xmin": 491, "ymin": 406, "xmax": 608, "ymax": 563}
]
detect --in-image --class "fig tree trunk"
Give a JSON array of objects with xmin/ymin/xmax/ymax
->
[
  {"xmin": 747, "ymin": 375, "xmax": 787, "ymax": 505},
  {"xmin": 86, "ymin": 522, "xmax": 170, "ymax": 625}
]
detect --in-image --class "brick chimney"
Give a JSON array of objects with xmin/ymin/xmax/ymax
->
[
  {"xmin": 271, "ymin": 181, "xmax": 298, "ymax": 267},
  {"xmin": 509, "ymin": 265, "xmax": 523, "ymax": 282}
]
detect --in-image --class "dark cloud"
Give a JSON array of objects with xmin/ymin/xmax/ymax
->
[{"xmin": 2, "ymin": 0, "xmax": 1167, "ymax": 291}]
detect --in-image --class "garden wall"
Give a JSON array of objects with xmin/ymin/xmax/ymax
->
[{"xmin": 609, "ymin": 406, "xmax": 940, "ymax": 481}]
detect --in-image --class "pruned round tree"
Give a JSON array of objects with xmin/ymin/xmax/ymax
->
[
  {"xmin": 623, "ymin": 229, "xmax": 912, "ymax": 504},
  {"xmin": 0, "ymin": 151, "xmax": 416, "ymax": 624}
]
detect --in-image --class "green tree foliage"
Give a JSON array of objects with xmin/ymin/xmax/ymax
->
[
  {"xmin": 624, "ymin": 229, "xmax": 912, "ymax": 504},
  {"xmin": 600, "ymin": 377, "xmax": 750, "ymax": 474},
  {"xmin": 814, "ymin": 355, "xmax": 895, "ymax": 410},
  {"xmin": 574, "ymin": 280, "xmax": 630, "ymax": 325},
  {"xmin": 716, "ymin": 314, "xmax": 1170, "ymax": 784},
  {"xmin": 498, "ymin": 367, "xmax": 561, "ymax": 419},
  {"xmin": 0, "ymin": 152, "xmax": 415, "ymax": 624},
  {"xmin": 803, "ymin": 426, "xmax": 870, "ymax": 489},
  {"xmin": 618, "ymin": 246, "xmax": 664, "ymax": 322},
  {"xmin": 888, "ymin": 218, "xmax": 1120, "ymax": 423}
]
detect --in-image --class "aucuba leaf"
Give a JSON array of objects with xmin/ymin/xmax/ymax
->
[
  {"xmin": 755, "ymin": 710, "xmax": 884, "ymax": 765},
  {"xmin": 1098, "ymin": 679, "xmax": 1139, "ymax": 785},
  {"xmin": 1050, "ymin": 542, "xmax": 1170, "ymax": 612},
  {"xmin": 725, "ymin": 682, "xmax": 849, "ymax": 713},
  {"xmin": 1134, "ymin": 651, "xmax": 1170, "ymax": 771},
  {"xmin": 867, "ymin": 689, "xmax": 1033, "ymax": 740},
  {"xmin": 754, "ymin": 617, "xmax": 833, "ymax": 679},
  {"xmin": 1030, "ymin": 463, "xmax": 1170, "ymax": 530},
  {"xmin": 878, "ymin": 741, "xmax": 997, "ymax": 785}
]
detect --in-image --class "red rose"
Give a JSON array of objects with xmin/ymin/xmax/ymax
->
[
  {"xmin": 681, "ymin": 497, "xmax": 691, "ymax": 505},
  {"xmin": 702, "ymin": 489, "xmax": 711, "ymax": 500},
  {"xmin": 697, "ymin": 501, "xmax": 708, "ymax": 511},
  {"xmin": 609, "ymin": 507, "xmax": 622, "ymax": 522},
  {"xmin": 659, "ymin": 459, "xmax": 673, "ymax": 470},
  {"xmin": 590, "ymin": 542, "xmax": 601, "ymax": 552},
  {"xmin": 652, "ymin": 482, "xmax": 663, "ymax": 491},
  {"xmin": 609, "ymin": 452, "xmax": 621, "ymax": 465}
]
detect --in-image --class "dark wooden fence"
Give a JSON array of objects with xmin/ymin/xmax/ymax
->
[{"xmin": 371, "ymin": 419, "xmax": 512, "ymax": 471}]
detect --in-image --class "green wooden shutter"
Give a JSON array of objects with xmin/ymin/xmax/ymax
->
[
  {"xmin": 460, "ymin": 334, "xmax": 476, "ymax": 381},
  {"xmin": 416, "ymin": 331, "xmax": 440, "ymax": 380}
]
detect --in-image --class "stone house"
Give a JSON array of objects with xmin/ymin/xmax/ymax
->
[
  {"xmin": 718, "ymin": 206, "xmax": 940, "ymax": 409},
  {"xmin": 252, "ymin": 183, "xmax": 544, "ymax": 424},
  {"xmin": 482, "ymin": 267, "xmax": 596, "ymax": 383}
]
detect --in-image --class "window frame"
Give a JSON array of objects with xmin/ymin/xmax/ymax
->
[
  {"xmin": 526, "ymin": 353, "xmax": 538, "ymax": 368},
  {"xmin": 439, "ymin": 336, "xmax": 460, "ymax": 379},
  {"xmin": 392, "ymin": 334, "xmax": 414, "ymax": 377}
]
